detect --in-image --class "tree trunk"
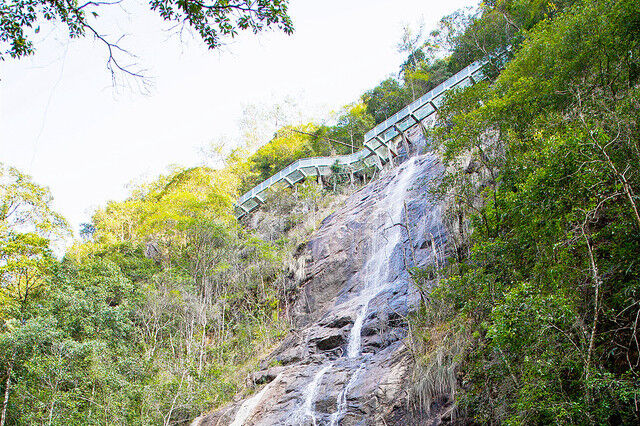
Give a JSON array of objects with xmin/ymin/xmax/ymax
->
[
  {"xmin": 198, "ymin": 304, "xmax": 207, "ymax": 374},
  {"xmin": 0, "ymin": 356, "xmax": 14, "ymax": 426},
  {"xmin": 48, "ymin": 399, "xmax": 56, "ymax": 426},
  {"xmin": 582, "ymin": 225, "xmax": 602, "ymax": 403}
]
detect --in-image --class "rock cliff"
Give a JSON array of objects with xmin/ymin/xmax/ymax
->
[{"xmin": 194, "ymin": 128, "xmax": 447, "ymax": 425}]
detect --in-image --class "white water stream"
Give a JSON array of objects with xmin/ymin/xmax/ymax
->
[
  {"xmin": 346, "ymin": 158, "xmax": 418, "ymax": 359},
  {"xmin": 332, "ymin": 158, "xmax": 419, "ymax": 424},
  {"xmin": 229, "ymin": 373, "xmax": 283, "ymax": 426},
  {"xmin": 302, "ymin": 365, "xmax": 331, "ymax": 425},
  {"xmin": 329, "ymin": 364, "xmax": 365, "ymax": 426},
  {"xmin": 230, "ymin": 158, "xmax": 421, "ymax": 425}
]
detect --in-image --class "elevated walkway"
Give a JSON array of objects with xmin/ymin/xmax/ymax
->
[{"xmin": 234, "ymin": 56, "xmax": 495, "ymax": 219}]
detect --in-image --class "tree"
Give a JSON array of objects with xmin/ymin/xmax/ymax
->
[
  {"xmin": 416, "ymin": 0, "xmax": 640, "ymax": 423},
  {"xmin": 0, "ymin": 163, "xmax": 69, "ymax": 239},
  {"xmin": 0, "ymin": 255, "xmax": 148, "ymax": 425},
  {"xmin": 243, "ymin": 124, "xmax": 315, "ymax": 189},
  {"xmin": 323, "ymin": 103, "xmax": 374, "ymax": 154},
  {"xmin": 361, "ymin": 78, "xmax": 411, "ymax": 124},
  {"xmin": 0, "ymin": 233, "xmax": 55, "ymax": 426},
  {"xmin": 0, "ymin": 164, "xmax": 67, "ymax": 426},
  {"xmin": 0, "ymin": 233, "xmax": 54, "ymax": 321},
  {"xmin": 0, "ymin": 0, "xmax": 294, "ymax": 82},
  {"xmin": 397, "ymin": 21, "xmax": 425, "ymax": 100}
]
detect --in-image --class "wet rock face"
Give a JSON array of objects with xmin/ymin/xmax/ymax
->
[{"xmin": 194, "ymin": 128, "xmax": 447, "ymax": 426}]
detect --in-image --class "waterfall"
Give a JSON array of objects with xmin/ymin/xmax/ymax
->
[
  {"xmin": 346, "ymin": 158, "xmax": 418, "ymax": 359},
  {"xmin": 229, "ymin": 373, "xmax": 283, "ymax": 426},
  {"xmin": 346, "ymin": 303, "xmax": 368, "ymax": 358},
  {"xmin": 302, "ymin": 365, "xmax": 331, "ymax": 425},
  {"xmin": 329, "ymin": 364, "xmax": 365, "ymax": 426},
  {"xmin": 224, "ymin": 155, "xmax": 427, "ymax": 426},
  {"xmin": 332, "ymin": 157, "xmax": 419, "ymax": 422}
]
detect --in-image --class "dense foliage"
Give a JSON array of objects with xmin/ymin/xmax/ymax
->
[
  {"xmin": 3, "ymin": 0, "xmax": 640, "ymax": 424},
  {"xmin": 0, "ymin": 163, "xmax": 293, "ymax": 424},
  {"xmin": 411, "ymin": 0, "xmax": 640, "ymax": 424},
  {"xmin": 0, "ymin": 100, "xmax": 373, "ymax": 423}
]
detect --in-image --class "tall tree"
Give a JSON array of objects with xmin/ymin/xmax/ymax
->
[
  {"xmin": 0, "ymin": 164, "xmax": 69, "ymax": 239},
  {"xmin": 0, "ymin": 164, "xmax": 67, "ymax": 426}
]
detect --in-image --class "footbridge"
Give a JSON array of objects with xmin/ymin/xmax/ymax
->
[{"xmin": 234, "ymin": 57, "xmax": 494, "ymax": 219}]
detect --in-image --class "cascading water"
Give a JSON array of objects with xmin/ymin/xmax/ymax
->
[
  {"xmin": 328, "ymin": 158, "xmax": 419, "ymax": 423},
  {"xmin": 230, "ymin": 373, "xmax": 283, "ymax": 426},
  {"xmin": 297, "ymin": 158, "xmax": 420, "ymax": 426},
  {"xmin": 302, "ymin": 365, "xmax": 331, "ymax": 425},
  {"xmin": 214, "ymin": 147, "xmax": 443, "ymax": 426},
  {"xmin": 329, "ymin": 364, "xmax": 365, "ymax": 426},
  {"xmin": 347, "ymin": 158, "xmax": 418, "ymax": 359}
]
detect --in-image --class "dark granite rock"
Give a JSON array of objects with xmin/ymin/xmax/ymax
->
[{"xmin": 193, "ymin": 127, "xmax": 450, "ymax": 426}]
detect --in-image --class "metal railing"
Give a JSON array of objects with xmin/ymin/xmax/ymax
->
[
  {"xmin": 362, "ymin": 59, "xmax": 487, "ymax": 160},
  {"xmin": 234, "ymin": 54, "xmax": 501, "ymax": 219}
]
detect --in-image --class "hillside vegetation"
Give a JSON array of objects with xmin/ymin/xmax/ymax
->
[
  {"xmin": 410, "ymin": 0, "xmax": 640, "ymax": 424},
  {"xmin": 0, "ymin": 76, "xmax": 395, "ymax": 423},
  {"xmin": 1, "ymin": 0, "xmax": 639, "ymax": 425}
]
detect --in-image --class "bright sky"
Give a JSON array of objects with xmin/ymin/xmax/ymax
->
[{"xmin": 1, "ymin": 0, "xmax": 475, "ymax": 234}]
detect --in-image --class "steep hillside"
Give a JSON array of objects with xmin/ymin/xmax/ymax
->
[
  {"xmin": 2, "ymin": 1, "xmax": 639, "ymax": 425},
  {"xmin": 194, "ymin": 128, "xmax": 447, "ymax": 425}
]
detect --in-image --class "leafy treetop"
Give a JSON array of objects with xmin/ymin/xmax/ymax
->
[{"xmin": 0, "ymin": 0, "xmax": 293, "ymax": 81}]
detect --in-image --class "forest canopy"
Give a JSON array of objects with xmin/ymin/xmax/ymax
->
[{"xmin": 1, "ymin": 0, "xmax": 640, "ymax": 424}]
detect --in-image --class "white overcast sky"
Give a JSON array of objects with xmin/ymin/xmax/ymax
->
[{"xmin": 1, "ymin": 0, "xmax": 475, "ymax": 234}]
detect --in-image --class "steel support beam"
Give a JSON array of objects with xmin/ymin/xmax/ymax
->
[
  {"xmin": 364, "ymin": 143, "xmax": 378, "ymax": 156},
  {"xmin": 393, "ymin": 124, "xmax": 411, "ymax": 156},
  {"xmin": 314, "ymin": 166, "xmax": 322, "ymax": 184},
  {"xmin": 375, "ymin": 135, "xmax": 396, "ymax": 167},
  {"xmin": 375, "ymin": 136, "xmax": 397, "ymax": 157},
  {"xmin": 410, "ymin": 113, "xmax": 428, "ymax": 136},
  {"xmin": 372, "ymin": 154, "xmax": 383, "ymax": 170},
  {"xmin": 283, "ymin": 176, "xmax": 294, "ymax": 187},
  {"xmin": 364, "ymin": 144, "xmax": 386, "ymax": 168}
]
